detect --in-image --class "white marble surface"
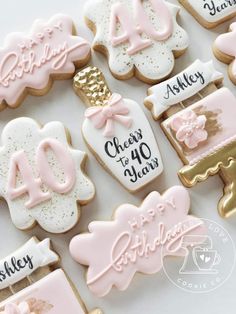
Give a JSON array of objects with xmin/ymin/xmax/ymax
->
[{"xmin": 0, "ymin": 0, "xmax": 235, "ymax": 313}]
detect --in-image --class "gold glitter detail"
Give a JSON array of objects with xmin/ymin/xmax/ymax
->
[{"xmin": 73, "ymin": 67, "xmax": 111, "ymax": 107}]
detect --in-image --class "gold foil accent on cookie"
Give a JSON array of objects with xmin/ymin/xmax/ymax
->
[
  {"xmin": 73, "ymin": 66, "xmax": 112, "ymax": 107},
  {"xmin": 178, "ymin": 140, "xmax": 236, "ymax": 218}
]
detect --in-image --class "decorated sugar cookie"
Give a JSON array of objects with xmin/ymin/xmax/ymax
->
[
  {"xmin": 179, "ymin": 0, "xmax": 236, "ymax": 29},
  {"xmin": 0, "ymin": 237, "xmax": 102, "ymax": 314},
  {"xmin": 70, "ymin": 186, "xmax": 206, "ymax": 296},
  {"xmin": 0, "ymin": 14, "xmax": 91, "ymax": 110},
  {"xmin": 0, "ymin": 118, "xmax": 95, "ymax": 233},
  {"xmin": 74, "ymin": 66, "xmax": 163, "ymax": 192},
  {"xmin": 84, "ymin": 0, "xmax": 189, "ymax": 83},
  {"xmin": 145, "ymin": 61, "xmax": 236, "ymax": 218},
  {"xmin": 145, "ymin": 60, "xmax": 223, "ymax": 120},
  {"xmin": 214, "ymin": 22, "xmax": 236, "ymax": 85}
]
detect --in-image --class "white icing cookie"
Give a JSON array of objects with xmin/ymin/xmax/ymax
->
[
  {"xmin": 145, "ymin": 60, "xmax": 223, "ymax": 119},
  {"xmin": 84, "ymin": 0, "xmax": 189, "ymax": 83},
  {"xmin": 179, "ymin": 0, "xmax": 236, "ymax": 28},
  {"xmin": 0, "ymin": 118, "xmax": 95, "ymax": 233},
  {"xmin": 82, "ymin": 96, "xmax": 163, "ymax": 191},
  {"xmin": 74, "ymin": 67, "xmax": 163, "ymax": 192}
]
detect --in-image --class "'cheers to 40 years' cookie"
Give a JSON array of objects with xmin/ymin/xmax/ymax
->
[
  {"xmin": 214, "ymin": 22, "xmax": 236, "ymax": 85},
  {"xmin": 145, "ymin": 60, "xmax": 236, "ymax": 218},
  {"xmin": 84, "ymin": 0, "xmax": 189, "ymax": 83},
  {"xmin": 0, "ymin": 118, "xmax": 95, "ymax": 233},
  {"xmin": 0, "ymin": 14, "xmax": 91, "ymax": 110},
  {"xmin": 70, "ymin": 186, "xmax": 206, "ymax": 297},
  {"xmin": 0, "ymin": 237, "xmax": 102, "ymax": 314},
  {"xmin": 179, "ymin": 0, "xmax": 236, "ymax": 29},
  {"xmin": 73, "ymin": 67, "xmax": 163, "ymax": 192}
]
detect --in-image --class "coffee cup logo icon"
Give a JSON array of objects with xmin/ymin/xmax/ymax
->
[
  {"xmin": 193, "ymin": 248, "xmax": 221, "ymax": 272},
  {"xmin": 163, "ymin": 219, "xmax": 236, "ymax": 293},
  {"xmin": 179, "ymin": 235, "xmax": 221, "ymax": 275}
]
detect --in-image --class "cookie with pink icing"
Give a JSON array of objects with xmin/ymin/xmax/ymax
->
[
  {"xmin": 0, "ymin": 238, "xmax": 102, "ymax": 314},
  {"xmin": 214, "ymin": 22, "xmax": 236, "ymax": 85},
  {"xmin": 0, "ymin": 117, "xmax": 95, "ymax": 233},
  {"xmin": 70, "ymin": 186, "xmax": 206, "ymax": 297},
  {"xmin": 179, "ymin": 0, "xmax": 236, "ymax": 29},
  {"xmin": 84, "ymin": 0, "xmax": 189, "ymax": 83},
  {"xmin": 144, "ymin": 60, "xmax": 236, "ymax": 218},
  {"xmin": 0, "ymin": 14, "xmax": 91, "ymax": 110}
]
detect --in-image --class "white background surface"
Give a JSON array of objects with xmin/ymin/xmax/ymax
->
[{"xmin": 0, "ymin": 0, "xmax": 235, "ymax": 313}]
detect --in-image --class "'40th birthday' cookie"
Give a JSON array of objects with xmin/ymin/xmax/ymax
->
[
  {"xmin": 0, "ymin": 14, "xmax": 91, "ymax": 110},
  {"xmin": 0, "ymin": 118, "xmax": 95, "ymax": 233},
  {"xmin": 179, "ymin": 0, "xmax": 236, "ymax": 29},
  {"xmin": 74, "ymin": 66, "xmax": 163, "ymax": 192},
  {"xmin": 84, "ymin": 0, "xmax": 189, "ymax": 83}
]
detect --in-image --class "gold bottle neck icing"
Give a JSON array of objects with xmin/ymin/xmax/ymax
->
[{"xmin": 73, "ymin": 66, "xmax": 112, "ymax": 107}]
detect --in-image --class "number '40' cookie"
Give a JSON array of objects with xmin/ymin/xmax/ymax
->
[
  {"xmin": 84, "ymin": 0, "xmax": 189, "ymax": 83},
  {"xmin": 73, "ymin": 66, "xmax": 163, "ymax": 192},
  {"xmin": 0, "ymin": 118, "xmax": 95, "ymax": 233}
]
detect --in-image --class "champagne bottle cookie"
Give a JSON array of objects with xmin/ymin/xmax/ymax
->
[
  {"xmin": 0, "ymin": 117, "xmax": 95, "ymax": 233},
  {"xmin": 214, "ymin": 22, "xmax": 236, "ymax": 85},
  {"xmin": 74, "ymin": 66, "xmax": 163, "ymax": 192},
  {"xmin": 145, "ymin": 60, "xmax": 236, "ymax": 218},
  {"xmin": 70, "ymin": 186, "xmax": 206, "ymax": 297},
  {"xmin": 84, "ymin": 0, "xmax": 189, "ymax": 83},
  {"xmin": 178, "ymin": 0, "xmax": 236, "ymax": 29},
  {"xmin": 0, "ymin": 237, "xmax": 102, "ymax": 314},
  {"xmin": 0, "ymin": 14, "xmax": 91, "ymax": 110}
]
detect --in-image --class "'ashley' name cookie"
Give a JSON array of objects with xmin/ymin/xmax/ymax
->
[
  {"xmin": 74, "ymin": 67, "xmax": 163, "ymax": 192},
  {"xmin": 0, "ymin": 14, "xmax": 90, "ymax": 110},
  {"xmin": 214, "ymin": 22, "xmax": 236, "ymax": 85},
  {"xmin": 84, "ymin": 0, "xmax": 189, "ymax": 83},
  {"xmin": 0, "ymin": 118, "xmax": 95, "ymax": 233},
  {"xmin": 145, "ymin": 61, "xmax": 236, "ymax": 218},
  {"xmin": 0, "ymin": 238, "xmax": 102, "ymax": 314},
  {"xmin": 179, "ymin": 0, "xmax": 236, "ymax": 28},
  {"xmin": 70, "ymin": 186, "xmax": 206, "ymax": 297}
]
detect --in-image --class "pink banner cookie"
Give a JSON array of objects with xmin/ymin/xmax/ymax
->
[
  {"xmin": 0, "ymin": 14, "xmax": 90, "ymax": 109},
  {"xmin": 70, "ymin": 186, "xmax": 206, "ymax": 296}
]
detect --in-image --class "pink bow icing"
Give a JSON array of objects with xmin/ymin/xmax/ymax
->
[
  {"xmin": 2, "ymin": 302, "xmax": 33, "ymax": 314},
  {"xmin": 170, "ymin": 110, "xmax": 208, "ymax": 149},
  {"xmin": 84, "ymin": 93, "xmax": 133, "ymax": 137}
]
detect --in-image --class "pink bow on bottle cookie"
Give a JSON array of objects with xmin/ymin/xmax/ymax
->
[
  {"xmin": 170, "ymin": 110, "xmax": 208, "ymax": 149},
  {"xmin": 1, "ymin": 302, "xmax": 33, "ymax": 314},
  {"xmin": 84, "ymin": 93, "xmax": 133, "ymax": 137}
]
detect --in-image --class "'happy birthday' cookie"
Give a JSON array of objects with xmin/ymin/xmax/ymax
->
[
  {"xmin": 0, "ymin": 14, "xmax": 91, "ymax": 110},
  {"xmin": 84, "ymin": 0, "xmax": 189, "ymax": 83},
  {"xmin": 74, "ymin": 66, "xmax": 163, "ymax": 192},
  {"xmin": 0, "ymin": 118, "xmax": 95, "ymax": 233},
  {"xmin": 70, "ymin": 186, "xmax": 206, "ymax": 296}
]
